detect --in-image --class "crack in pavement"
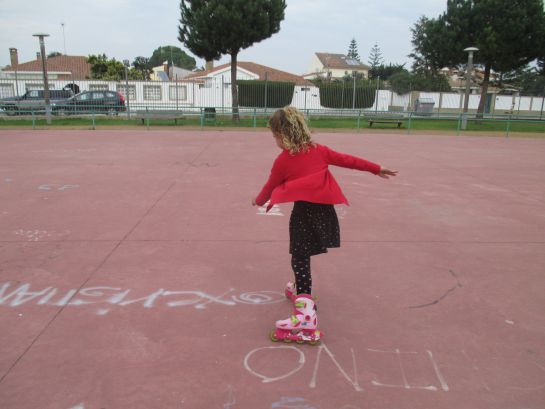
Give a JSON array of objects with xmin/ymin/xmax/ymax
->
[{"xmin": 409, "ymin": 269, "xmax": 463, "ymax": 309}]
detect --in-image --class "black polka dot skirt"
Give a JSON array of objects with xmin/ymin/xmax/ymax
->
[{"xmin": 289, "ymin": 201, "xmax": 340, "ymax": 257}]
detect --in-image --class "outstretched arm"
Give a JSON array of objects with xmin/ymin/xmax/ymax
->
[
  {"xmin": 322, "ymin": 145, "xmax": 381, "ymax": 174},
  {"xmin": 322, "ymin": 145, "xmax": 397, "ymax": 179}
]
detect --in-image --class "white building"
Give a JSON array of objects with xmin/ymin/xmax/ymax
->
[{"xmin": 304, "ymin": 53, "xmax": 371, "ymax": 81}]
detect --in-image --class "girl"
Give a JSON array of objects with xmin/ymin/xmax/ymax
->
[{"xmin": 253, "ymin": 106, "xmax": 397, "ymax": 344}]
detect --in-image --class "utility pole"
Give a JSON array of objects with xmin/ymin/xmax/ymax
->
[{"xmin": 61, "ymin": 23, "xmax": 67, "ymax": 54}]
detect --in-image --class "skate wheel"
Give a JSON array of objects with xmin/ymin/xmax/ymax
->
[
  {"xmin": 296, "ymin": 340, "xmax": 304, "ymax": 344},
  {"xmin": 283, "ymin": 338, "xmax": 292, "ymax": 343},
  {"xmin": 269, "ymin": 330, "xmax": 279, "ymax": 342}
]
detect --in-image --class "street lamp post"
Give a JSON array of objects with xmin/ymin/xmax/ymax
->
[
  {"xmin": 461, "ymin": 46, "xmax": 478, "ymax": 130},
  {"xmin": 123, "ymin": 59, "xmax": 131, "ymax": 119},
  {"xmin": 33, "ymin": 33, "xmax": 51, "ymax": 124}
]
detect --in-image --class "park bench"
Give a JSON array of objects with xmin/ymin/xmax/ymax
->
[
  {"xmin": 368, "ymin": 118, "xmax": 403, "ymax": 128},
  {"xmin": 135, "ymin": 109, "xmax": 185, "ymax": 125},
  {"xmin": 365, "ymin": 114, "xmax": 404, "ymax": 128}
]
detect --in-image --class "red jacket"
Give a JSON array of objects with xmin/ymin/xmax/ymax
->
[{"xmin": 256, "ymin": 143, "xmax": 381, "ymax": 211}]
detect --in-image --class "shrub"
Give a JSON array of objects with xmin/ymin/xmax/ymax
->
[
  {"xmin": 318, "ymin": 83, "xmax": 376, "ymax": 108},
  {"xmin": 237, "ymin": 80, "xmax": 295, "ymax": 108}
]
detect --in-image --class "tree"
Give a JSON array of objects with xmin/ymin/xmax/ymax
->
[
  {"xmin": 389, "ymin": 71, "xmax": 451, "ymax": 94},
  {"xmin": 148, "ymin": 46, "xmax": 196, "ymax": 70},
  {"xmin": 87, "ymin": 54, "xmax": 145, "ymax": 81},
  {"xmin": 132, "ymin": 56, "xmax": 152, "ymax": 80},
  {"xmin": 501, "ymin": 65, "xmax": 545, "ymax": 95},
  {"xmin": 87, "ymin": 54, "xmax": 125, "ymax": 80},
  {"xmin": 389, "ymin": 71, "xmax": 412, "ymax": 94},
  {"xmin": 368, "ymin": 43, "xmax": 384, "ymax": 78},
  {"xmin": 373, "ymin": 63, "xmax": 407, "ymax": 81},
  {"xmin": 347, "ymin": 38, "xmax": 360, "ymax": 61},
  {"xmin": 409, "ymin": 16, "xmax": 455, "ymax": 74},
  {"xmin": 47, "ymin": 51, "xmax": 63, "ymax": 58},
  {"xmin": 410, "ymin": 0, "xmax": 545, "ymax": 115},
  {"xmin": 178, "ymin": 0, "xmax": 286, "ymax": 121}
]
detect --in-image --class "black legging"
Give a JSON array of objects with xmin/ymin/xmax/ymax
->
[{"xmin": 291, "ymin": 254, "xmax": 312, "ymax": 295}]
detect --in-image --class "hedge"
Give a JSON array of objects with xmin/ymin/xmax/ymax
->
[
  {"xmin": 318, "ymin": 84, "xmax": 376, "ymax": 109},
  {"xmin": 237, "ymin": 80, "xmax": 295, "ymax": 108}
]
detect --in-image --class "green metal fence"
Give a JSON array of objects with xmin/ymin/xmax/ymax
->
[{"xmin": 1, "ymin": 105, "xmax": 543, "ymax": 137}]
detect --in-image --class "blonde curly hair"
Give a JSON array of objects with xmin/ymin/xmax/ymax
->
[{"xmin": 268, "ymin": 106, "xmax": 313, "ymax": 154}]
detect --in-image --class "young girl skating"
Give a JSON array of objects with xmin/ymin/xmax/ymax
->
[{"xmin": 253, "ymin": 106, "xmax": 398, "ymax": 344}]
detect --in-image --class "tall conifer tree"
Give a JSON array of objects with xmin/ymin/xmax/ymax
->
[
  {"xmin": 368, "ymin": 43, "xmax": 384, "ymax": 78},
  {"xmin": 347, "ymin": 38, "xmax": 360, "ymax": 61}
]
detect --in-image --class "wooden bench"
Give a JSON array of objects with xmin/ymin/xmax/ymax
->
[
  {"xmin": 135, "ymin": 110, "xmax": 185, "ymax": 125},
  {"xmin": 368, "ymin": 118, "xmax": 403, "ymax": 128}
]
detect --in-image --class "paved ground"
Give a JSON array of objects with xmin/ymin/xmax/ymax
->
[{"xmin": 0, "ymin": 129, "xmax": 544, "ymax": 409}]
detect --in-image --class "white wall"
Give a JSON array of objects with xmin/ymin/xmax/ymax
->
[
  {"xmin": 306, "ymin": 54, "xmax": 323, "ymax": 76},
  {"xmin": 1, "ymin": 78, "xmax": 543, "ymax": 114}
]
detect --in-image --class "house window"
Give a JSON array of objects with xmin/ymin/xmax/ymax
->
[
  {"xmin": 116, "ymin": 84, "xmax": 136, "ymax": 99},
  {"xmin": 0, "ymin": 84, "xmax": 15, "ymax": 98},
  {"xmin": 89, "ymin": 84, "xmax": 109, "ymax": 91},
  {"xmin": 169, "ymin": 85, "xmax": 187, "ymax": 101},
  {"xmin": 143, "ymin": 85, "xmax": 162, "ymax": 101}
]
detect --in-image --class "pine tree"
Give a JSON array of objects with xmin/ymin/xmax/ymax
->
[
  {"xmin": 409, "ymin": 0, "xmax": 545, "ymax": 115},
  {"xmin": 347, "ymin": 38, "xmax": 360, "ymax": 61},
  {"xmin": 149, "ymin": 46, "xmax": 196, "ymax": 70},
  {"xmin": 178, "ymin": 0, "xmax": 286, "ymax": 121},
  {"xmin": 368, "ymin": 43, "xmax": 384, "ymax": 78}
]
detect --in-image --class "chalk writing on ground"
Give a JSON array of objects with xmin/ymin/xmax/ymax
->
[
  {"xmin": 257, "ymin": 201, "xmax": 284, "ymax": 216},
  {"xmin": 245, "ymin": 343, "xmax": 449, "ymax": 393},
  {"xmin": 39, "ymin": 184, "xmax": 80, "ymax": 191},
  {"xmin": 0, "ymin": 282, "xmax": 284, "ymax": 315},
  {"xmin": 244, "ymin": 343, "xmax": 545, "ymax": 396}
]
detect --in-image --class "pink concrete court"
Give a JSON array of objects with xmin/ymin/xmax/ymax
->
[{"xmin": 0, "ymin": 129, "xmax": 544, "ymax": 409}]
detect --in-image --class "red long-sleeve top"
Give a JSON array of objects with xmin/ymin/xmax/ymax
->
[{"xmin": 255, "ymin": 143, "xmax": 381, "ymax": 211}]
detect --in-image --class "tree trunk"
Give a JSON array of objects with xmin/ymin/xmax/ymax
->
[
  {"xmin": 230, "ymin": 52, "xmax": 240, "ymax": 122},
  {"xmin": 477, "ymin": 64, "xmax": 491, "ymax": 118}
]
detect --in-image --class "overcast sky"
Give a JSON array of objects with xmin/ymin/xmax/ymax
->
[{"xmin": 0, "ymin": 0, "xmax": 447, "ymax": 75}]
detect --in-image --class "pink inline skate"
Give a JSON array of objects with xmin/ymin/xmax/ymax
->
[{"xmin": 270, "ymin": 294, "xmax": 323, "ymax": 345}]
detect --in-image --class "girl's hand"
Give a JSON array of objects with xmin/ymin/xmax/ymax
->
[
  {"xmin": 378, "ymin": 168, "xmax": 398, "ymax": 179},
  {"xmin": 251, "ymin": 197, "xmax": 257, "ymax": 206}
]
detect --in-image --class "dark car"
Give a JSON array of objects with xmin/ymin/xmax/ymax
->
[
  {"xmin": 0, "ymin": 89, "xmax": 74, "ymax": 115},
  {"xmin": 53, "ymin": 90, "xmax": 126, "ymax": 115}
]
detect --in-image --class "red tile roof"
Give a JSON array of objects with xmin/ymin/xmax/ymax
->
[
  {"xmin": 4, "ymin": 55, "xmax": 91, "ymax": 79},
  {"xmin": 315, "ymin": 53, "xmax": 370, "ymax": 70},
  {"xmin": 185, "ymin": 61, "xmax": 312, "ymax": 85}
]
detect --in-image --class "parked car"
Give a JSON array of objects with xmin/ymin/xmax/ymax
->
[
  {"xmin": 0, "ymin": 89, "xmax": 74, "ymax": 115},
  {"xmin": 52, "ymin": 91, "xmax": 126, "ymax": 115}
]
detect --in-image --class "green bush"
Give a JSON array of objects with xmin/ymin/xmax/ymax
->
[
  {"xmin": 318, "ymin": 83, "xmax": 376, "ymax": 108},
  {"xmin": 237, "ymin": 80, "xmax": 295, "ymax": 108}
]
